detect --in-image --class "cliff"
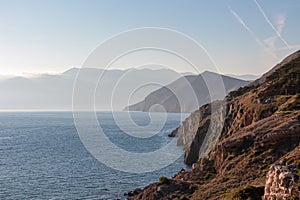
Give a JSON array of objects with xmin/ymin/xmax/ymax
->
[{"xmin": 128, "ymin": 50, "xmax": 300, "ymax": 200}]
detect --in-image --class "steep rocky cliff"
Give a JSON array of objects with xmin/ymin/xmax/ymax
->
[
  {"xmin": 173, "ymin": 100, "xmax": 227, "ymax": 165},
  {"xmin": 128, "ymin": 50, "xmax": 300, "ymax": 200}
]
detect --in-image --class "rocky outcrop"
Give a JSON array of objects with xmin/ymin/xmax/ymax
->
[
  {"xmin": 263, "ymin": 164, "xmax": 298, "ymax": 199},
  {"xmin": 168, "ymin": 127, "xmax": 179, "ymax": 137},
  {"xmin": 170, "ymin": 100, "xmax": 227, "ymax": 165},
  {"xmin": 263, "ymin": 146, "xmax": 300, "ymax": 200},
  {"xmin": 183, "ymin": 101, "xmax": 227, "ymax": 165},
  {"xmin": 128, "ymin": 50, "xmax": 300, "ymax": 200},
  {"xmin": 182, "ymin": 49, "xmax": 300, "ymax": 166},
  {"xmin": 127, "ymin": 178, "xmax": 196, "ymax": 200}
]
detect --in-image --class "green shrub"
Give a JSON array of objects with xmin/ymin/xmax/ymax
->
[
  {"xmin": 287, "ymin": 158, "xmax": 294, "ymax": 165},
  {"xmin": 261, "ymin": 56, "xmax": 300, "ymax": 100},
  {"xmin": 226, "ymin": 185, "xmax": 265, "ymax": 200},
  {"xmin": 203, "ymin": 172, "xmax": 214, "ymax": 181},
  {"xmin": 260, "ymin": 172, "xmax": 267, "ymax": 178},
  {"xmin": 297, "ymin": 169, "xmax": 300, "ymax": 177},
  {"xmin": 259, "ymin": 164, "xmax": 270, "ymax": 170},
  {"xmin": 227, "ymin": 85, "xmax": 257, "ymax": 98},
  {"xmin": 159, "ymin": 176, "xmax": 170, "ymax": 185}
]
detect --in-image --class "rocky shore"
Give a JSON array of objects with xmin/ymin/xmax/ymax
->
[{"xmin": 127, "ymin": 50, "xmax": 300, "ymax": 200}]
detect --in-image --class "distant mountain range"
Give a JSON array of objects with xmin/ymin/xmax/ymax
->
[
  {"xmin": 0, "ymin": 68, "xmax": 183, "ymax": 111},
  {"xmin": 0, "ymin": 68, "xmax": 256, "ymax": 111},
  {"xmin": 225, "ymin": 74, "xmax": 259, "ymax": 81},
  {"xmin": 124, "ymin": 71, "xmax": 249, "ymax": 113}
]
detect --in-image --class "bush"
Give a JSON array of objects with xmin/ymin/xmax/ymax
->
[
  {"xmin": 227, "ymin": 85, "xmax": 257, "ymax": 98},
  {"xmin": 226, "ymin": 185, "xmax": 265, "ymax": 200},
  {"xmin": 297, "ymin": 169, "xmax": 300, "ymax": 177},
  {"xmin": 260, "ymin": 172, "xmax": 267, "ymax": 178},
  {"xmin": 203, "ymin": 172, "xmax": 214, "ymax": 181},
  {"xmin": 159, "ymin": 176, "xmax": 170, "ymax": 185},
  {"xmin": 287, "ymin": 158, "xmax": 295, "ymax": 165},
  {"xmin": 259, "ymin": 164, "xmax": 270, "ymax": 170},
  {"xmin": 261, "ymin": 56, "xmax": 300, "ymax": 100}
]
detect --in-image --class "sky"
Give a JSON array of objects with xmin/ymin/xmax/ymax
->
[{"xmin": 0, "ymin": 0, "xmax": 300, "ymax": 76}]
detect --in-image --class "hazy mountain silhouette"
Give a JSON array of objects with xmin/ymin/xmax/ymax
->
[
  {"xmin": 124, "ymin": 71, "xmax": 249, "ymax": 113},
  {"xmin": 0, "ymin": 68, "xmax": 184, "ymax": 111},
  {"xmin": 225, "ymin": 74, "xmax": 259, "ymax": 81}
]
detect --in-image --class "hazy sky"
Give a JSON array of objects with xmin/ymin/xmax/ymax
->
[{"xmin": 0, "ymin": 0, "xmax": 299, "ymax": 76}]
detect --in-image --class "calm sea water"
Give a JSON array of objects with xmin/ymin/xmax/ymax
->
[{"xmin": 0, "ymin": 112, "xmax": 187, "ymax": 200}]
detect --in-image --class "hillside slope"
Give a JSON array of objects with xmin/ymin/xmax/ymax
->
[
  {"xmin": 124, "ymin": 71, "xmax": 249, "ymax": 113},
  {"xmin": 128, "ymin": 50, "xmax": 300, "ymax": 200}
]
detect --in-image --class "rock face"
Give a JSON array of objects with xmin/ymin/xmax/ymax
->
[
  {"xmin": 128, "ymin": 50, "xmax": 300, "ymax": 200},
  {"xmin": 263, "ymin": 146, "xmax": 300, "ymax": 200},
  {"xmin": 127, "ymin": 178, "xmax": 196, "ymax": 200},
  {"xmin": 264, "ymin": 165, "xmax": 298, "ymax": 199},
  {"xmin": 169, "ymin": 100, "xmax": 227, "ymax": 165},
  {"xmin": 181, "ymin": 49, "xmax": 300, "ymax": 166},
  {"xmin": 183, "ymin": 101, "xmax": 227, "ymax": 165},
  {"xmin": 124, "ymin": 71, "xmax": 249, "ymax": 113}
]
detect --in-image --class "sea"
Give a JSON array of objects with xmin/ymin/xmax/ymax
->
[{"xmin": 0, "ymin": 111, "xmax": 188, "ymax": 200}]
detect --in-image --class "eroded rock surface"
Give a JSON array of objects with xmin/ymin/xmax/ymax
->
[
  {"xmin": 263, "ymin": 146, "xmax": 300, "ymax": 200},
  {"xmin": 128, "ymin": 50, "xmax": 300, "ymax": 200}
]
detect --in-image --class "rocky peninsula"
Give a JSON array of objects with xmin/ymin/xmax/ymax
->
[{"xmin": 128, "ymin": 50, "xmax": 300, "ymax": 200}]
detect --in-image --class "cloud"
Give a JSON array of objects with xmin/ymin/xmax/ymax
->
[
  {"xmin": 276, "ymin": 14, "xmax": 286, "ymax": 34},
  {"xmin": 264, "ymin": 14, "xmax": 288, "ymax": 51},
  {"xmin": 262, "ymin": 13, "xmax": 300, "ymax": 53},
  {"xmin": 264, "ymin": 36, "xmax": 277, "ymax": 49},
  {"xmin": 253, "ymin": 0, "xmax": 289, "ymax": 47}
]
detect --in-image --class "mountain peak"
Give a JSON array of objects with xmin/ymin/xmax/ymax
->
[
  {"xmin": 62, "ymin": 67, "xmax": 80, "ymax": 75},
  {"xmin": 125, "ymin": 71, "xmax": 249, "ymax": 113},
  {"xmin": 201, "ymin": 70, "xmax": 219, "ymax": 75}
]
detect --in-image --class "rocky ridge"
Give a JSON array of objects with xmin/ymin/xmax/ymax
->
[{"xmin": 128, "ymin": 50, "xmax": 300, "ymax": 200}]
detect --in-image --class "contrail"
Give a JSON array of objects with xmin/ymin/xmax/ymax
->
[
  {"xmin": 253, "ymin": 0, "xmax": 289, "ymax": 47},
  {"xmin": 228, "ymin": 6, "xmax": 278, "ymax": 59},
  {"xmin": 228, "ymin": 6, "xmax": 251, "ymax": 32}
]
